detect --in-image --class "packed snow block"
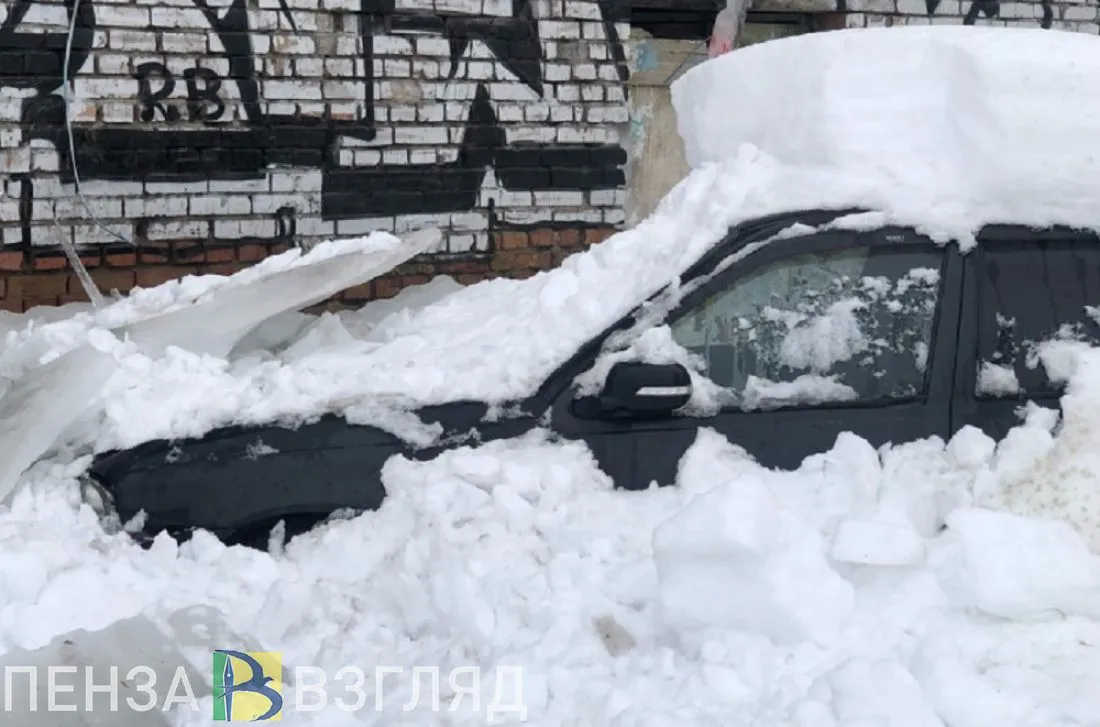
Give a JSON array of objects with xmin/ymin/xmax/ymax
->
[
  {"xmin": 671, "ymin": 27, "xmax": 1100, "ymax": 216},
  {"xmin": 830, "ymin": 518, "xmax": 926, "ymax": 567},
  {"xmin": 0, "ymin": 614, "xmax": 209, "ymax": 726},
  {"xmin": 943, "ymin": 508, "xmax": 1100, "ymax": 619},
  {"xmin": 653, "ymin": 476, "xmax": 854, "ymax": 646}
]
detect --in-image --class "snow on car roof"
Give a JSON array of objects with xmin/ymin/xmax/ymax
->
[
  {"xmin": 674, "ymin": 26, "xmax": 1100, "ymax": 245},
  {"xmin": 6, "ymin": 25, "xmax": 1100, "ymax": 453}
]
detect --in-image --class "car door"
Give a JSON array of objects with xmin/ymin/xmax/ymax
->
[
  {"xmin": 951, "ymin": 229, "xmax": 1100, "ymax": 441},
  {"xmin": 548, "ymin": 226, "xmax": 965, "ymax": 489}
]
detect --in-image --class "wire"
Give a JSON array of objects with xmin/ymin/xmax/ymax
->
[{"xmin": 61, "ymin": 0, "xmax": 133, "ymax": 308}]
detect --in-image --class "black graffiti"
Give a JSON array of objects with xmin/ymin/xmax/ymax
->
[
  {"xmin": 0, "ymin": 0, "xmax": 95, "ymax": 93},
  {"xmin": 15, "ymin": 175, "xmax": 33, "ymax": 254},
  {"xmin": 388, "ymin": 0, "xmax": 545, "ymax": 95},
  {"xmin": 323, "ymin": 84, "xmax": 624, "ymax": 218},
  {"xmin": 191, "ymin": 0, "xmax": 268, "ymax": 125},
  {"xmin": 926, "ymin": 0, "xmax": 1053, "ymax": 28},
  {"xmin": 275, "ymin": 207, "xmax": 297, "ymax": 242},
  {"xmin": 3, "ymin": 0, "xmax": 629, "ymax": 232},
  {"xmin": 963, "ymin": 0, "xmax": 999, "ymax": 23},
  {"xmin": 184, "ymin": 68, "xmax": 225, "ymax": 122},
  {"xmin": 134, "ymin": 63, "xmax": 180, "ymax": 122},
  {"xmin": 134, "ymin": 64, "xmax": 226, "ymax": 123}
]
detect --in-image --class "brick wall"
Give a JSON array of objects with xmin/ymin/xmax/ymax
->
[
  {"xmin": 0, "ymin": 0, "xmax": 629, "ymax": 311},
  {"xmin": 0, "ymin": 226, "xmax": 615, "ymax": 312},
  {"xmin": 4, "ymin": 0, "xmax": 1099, "ymax": 314},
  {"xmin": 843, "ymin": 0, "xmax": 1098, "ymax": 30}
]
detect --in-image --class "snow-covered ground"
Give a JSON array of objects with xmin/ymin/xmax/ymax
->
[{"xmin": 2, "ymin": 24, "xmax": 1100, "ymax": 726}]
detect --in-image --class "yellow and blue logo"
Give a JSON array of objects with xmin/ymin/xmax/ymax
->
[{"xmin": 212, "ymin": 650, "xmax": 284, "ymax": 721}]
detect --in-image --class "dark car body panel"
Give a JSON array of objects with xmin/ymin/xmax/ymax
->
[
  {"xmin": 87, "ymin": 211, "xmax": 1100, "ymax": 542},
  {"xmin": 89, "ymin": 400, "xmax": 537, "ymax": 537}
]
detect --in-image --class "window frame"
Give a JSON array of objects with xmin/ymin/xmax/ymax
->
[{"xmin": 650, "ymin": 227, "xmax": 950, "ymax": 414}]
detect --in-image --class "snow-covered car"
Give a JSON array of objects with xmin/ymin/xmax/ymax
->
[
  {"xmin": 83, "ymin": 211, "xmax": 1100, "ymax": 545},
  {"xmin": 45, "ymin": 25, "xmax": 1100, "ymax": 546}
]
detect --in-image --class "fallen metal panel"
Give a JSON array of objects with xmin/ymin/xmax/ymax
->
[
  {"xmin": 0, "ymin": 228, "xmax": 443, "ymax": 506},
  {"xmin": 0, "ymin": 347, "xmax": 118, "ymax": 504}
]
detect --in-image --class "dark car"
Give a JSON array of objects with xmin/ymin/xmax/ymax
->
[{"xmin": 82, "ymin": 209, "xmax": 1100, "ymax": 547}]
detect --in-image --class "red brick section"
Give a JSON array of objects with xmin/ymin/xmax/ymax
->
[{"xmin": 0, "ymin": 226, "xmax": 618, "ymax": 314}]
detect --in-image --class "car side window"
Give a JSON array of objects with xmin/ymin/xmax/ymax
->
[
  {"xmin": 668, "ymin": 243, "xmax": 944, "ymax": 411},
  {"xmin": 975, "ymin": 239, "xmax": 1100, "ymax": 398}
]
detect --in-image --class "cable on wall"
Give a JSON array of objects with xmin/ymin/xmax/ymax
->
[{"xmin": 58, "ymin": 0, "xmax": 135, "ymax": 308}]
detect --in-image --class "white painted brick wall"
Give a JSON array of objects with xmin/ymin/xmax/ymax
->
[
  {"xmin": 847, "ymin": 0, "xmax": 1100, "ymax": 31},
  {"xmin": 1, "ymin": 0, "xmax": 630, "ymax": 260}
]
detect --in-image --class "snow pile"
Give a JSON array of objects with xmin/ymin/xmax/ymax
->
[
  {"xmin": 673, "ymin": 26, "xmax": 1100, "ymax": 243},
  {"xmin": 5, "ymin": 316, "xmax": 1100, "ymax": 724},
  {"xmin": 6, "ymin": 377, "xmax": 1100, "ymax": 723},
  {"xmin": 649, "ymin": 427, "xmax": 1100, "ymax": 724}
]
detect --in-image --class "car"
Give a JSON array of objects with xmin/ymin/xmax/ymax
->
[{"xmin": 82, "ymin": 208, "xmax": 1100, "ymax": 547}]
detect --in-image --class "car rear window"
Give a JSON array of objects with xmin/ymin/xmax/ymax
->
[{"xmin": 975, "ymin": 238, "xmax": 1100, "ymax": 398}]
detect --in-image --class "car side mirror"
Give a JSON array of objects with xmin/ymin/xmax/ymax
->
[{"xmin": 597, "ymin": 361, "xmax": 693, "ymax": 419}]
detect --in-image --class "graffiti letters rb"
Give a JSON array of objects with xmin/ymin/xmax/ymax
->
[{"xmin": 134, "ymin": 63, "xmax": 226, "ymax": 123}]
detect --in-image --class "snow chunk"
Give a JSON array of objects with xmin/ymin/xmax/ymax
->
[
  {"xmin": 654, "ymin": 470, "xmax": 854, "ymax": 646},
  {"xmin": 946, "ymin": 426, "xmax": 997, "ymax": 470},
  {"xmin": 9, "ymin": 29, "xmax": 1100, "ymax": 453},
  {"xmin": 7, "ymin": 410, "xmax": 1100, "ymax": 724},
  {"xmin": 942, "ymin": 508, "xmax": 1100, "ymax": 619},
  {"xmin": 976, "ymin": 361, "xmax": 1020, "ymax": 397},
  {"xmin": 741, "ymin": 374, "xmax": 857, "ymax": 411},
  {"xmin": 348, "ymin": 275, "xmax": 465, "ymax": 341}
]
